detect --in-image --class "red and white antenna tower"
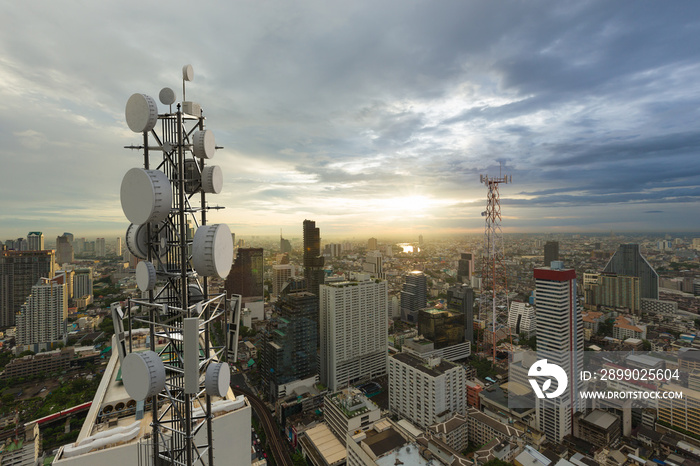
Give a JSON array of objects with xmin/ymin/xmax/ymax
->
[{"xmin": 479, "ymin": 171, "xmax": 512, "ymax": 362}]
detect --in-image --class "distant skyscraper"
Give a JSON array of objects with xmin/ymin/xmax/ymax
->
[
  {"xmin": 367, "ymin": 237, "xmax": 378, "ymax": 250},
  {"xmin": 225, "ymin": 248, "xmax": 264, "ymax": 299},
  {"xmin": 400, "ymin": 271, "xmax": 427, "ymax": 323},
  {"xmin": 16, "ymin": 276, "xmax": 68, "ymax": 352},
  {"xmin": 603, "ymin": 243, "xmax": 659, "ymax": 299},
  {"xmin": 116, "ymin": 237, "xmax": 122, "ymax": 257},
  {"xmin": 73, "ymin": 268, "xmax": 93, "ymax": 300},
  {"xmin": 56, "ymin": 234, "xmax": 74, "ymax": 264},
  {"xmin": 280, "ymin": 230, "xmax": 292, "ymax": 254},
  {"xmin": 96, "ymin": 237, "xmax": 106, "ymax": 257},
  {"xmin": 74, "ymin": 237, "xmax": 85, "ymax": 255},
  {"xmin": 260, "ymin": 291, "xmax": 318, "ymax": 400},
  {"xmin": 418, "ymin": 234, "xmax": 424, "ymax": 246},
  {"xmin": 447, "ymin": 284, "xmax": 474, "ymax": 344},
  {"xmin": 457, "ymin": 252, "xmax": 474, "ymax": 284},
  {"xmin": 544, "ymin": 241, "xmax": 559, "ymax": 266},
  {"xmin": 27, "ymin": 232, "xmax": 44, "ymax": 251},
  {"xmin": 303, "ymin": 220, "xmax": 324, "ymax": 298},
  {"xmin": 15, "ymin": 238, "xmax": 27, "ymax": 251},
  {"xmin": 320, "ymin": 277, "xmax": 388, "ymax": 391},
  {"xmin": 534, "ymin": 262, "xmax": 583, "ymax": 444},
  {"xmin": 362, "ymin": 250, "xmax": 383, "ymax": 278},
  {"xmin": 0, "ymin": 249, "xmax": 56, "ymax": 327},
  {"xmin": 272, "ymin": 263, "xmax": 295, "ymax": 299}
]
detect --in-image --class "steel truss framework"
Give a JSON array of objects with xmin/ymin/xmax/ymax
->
[
  {"xmin": 479, "ymin": 174, "xmax": 512, "ymax": 361},
  {"xmin": 119, "ymin": 102, "xmax": 233, "ymax": 466}
]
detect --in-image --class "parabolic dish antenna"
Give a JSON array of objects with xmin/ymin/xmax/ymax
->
[
  {"xmin": 183, "ymin": 64, "xmax": 194, "ymax": 81},
  {"xmin": 202, "ymin": 165, "xmax": 223, "ymax": 194},
  {"xmin": 122, "ymin": 351, "xmax": 166, "ymax": 401},
  {"xmin": 192, "ymin": 224, "xmax": 233, "ymax": 278},
  {"xmin": 136, "ymin": 261, "xmax": 157, "ymax": 291},
  {"xmin": 125, "ymin": 93, "xmax": 158, "ymax": 133},
  {"xmin": 120, "ymin": 168, "xmax": 172, "ymax": 225},
  {"xmin": 192, "ymin": 130, "xmax": 216, "ymax": 159},
  {"xmin": 205, "ymin": 362, "xmax": 230, "ymax": 397},
  {"xmin": 159, "ymin": 87, "xmax": 176, "ymax": 106},
  {"xmin": 126, "ymin": 222, "xmax": 171, "ymax": 260}
]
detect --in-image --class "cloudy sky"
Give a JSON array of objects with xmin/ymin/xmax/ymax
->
[{"xmin": 2, "ymin": 1, "xmax": 700, "ymax": 240}]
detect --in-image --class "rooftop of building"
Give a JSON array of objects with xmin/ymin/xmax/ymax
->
[
  {"xmin": 582, "ymin": 410, "xmax": 618, "ymax": 430},
  {"xmin": 391, "ymin": 352, "xmax": 459, "ymax": 377},
  {"xmin": 430, "ymin": 414, "xmax": 467, "ymax": 434},
  {"xmin": 303, "ymin": 423, "xmax": 346, "ymax": 465},
  {"xmin": 362, "ymin": 426, "xmax": 407, "ymax": 458},
  {"xmin": 466, "ymin": 407, "xmax": 520, "ymax": 437},
  {"xmin": 327, "ymin": 389, "xmax": 378, "ymax": 419}
]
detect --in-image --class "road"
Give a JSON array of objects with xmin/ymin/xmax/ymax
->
[{"xmin": 231, "ymin": 386, "xmax": 293, "ymax": 466}]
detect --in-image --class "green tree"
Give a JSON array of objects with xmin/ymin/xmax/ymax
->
[
  {"xmin": 483, "ymin": 460, "xmax": 512, "ymax": 466},
  {"xmin": 291, "ymin": 452, "xmax": 307, "ymax": 466}
]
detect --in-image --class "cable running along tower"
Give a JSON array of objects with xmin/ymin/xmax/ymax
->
[
  {"xmin": 479, "ymin": 172, "xmax": 512, "ymax": 362},
  {"xmin": 117, "ymin": 65, "xmax": 239, "ymax": 466}
]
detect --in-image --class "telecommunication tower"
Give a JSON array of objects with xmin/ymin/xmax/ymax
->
[
  {"xmin": 479, "ymin": 172, "xmax": 512, "ymax": 362},
  {"xmin": 115, "ymin": 65, "xmax": 240, "ymax": 466}
]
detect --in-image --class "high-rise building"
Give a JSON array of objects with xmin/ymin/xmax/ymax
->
[
  {"xmin": 418, "ymin": 234, "xmax": 424, "ymax": 246},
  {"xmin": 27, "ymin": 232, "xmax": 44, "ymax": 251},
  {"xmin": 320, "ymin": 276, "xmax": 388, "ymax": 391},
  {"xmin": 418, "ymin": 308, "xmax": 465, "ymax": 349},
  {"xmin": 303, "ymin": 220, "xmax": 324, "ymax": 298},
  {"xmin": 14, "ymin": 238, "xmax": 27, "ymax": 251},
  {"xmin": 96, "ymin": 237, "xmax": 106, "ymax": 257},
  {"xmin": 603, "ymin": 243, "xmax": 659, "ymax": 299},
  {"xmin": 544, "ymin": 241, "xmax": 559, "ymax": 266},
  {"xmin": 56, "ymin": 234, "xmax": 74, "ymax": 264},
  {"xmin": 272, "ymin": 263, "xmax": 295, "ymax": 299},
  {"xmin": 0, "ymin": 250, "xmax": 55, "ymax": 327},
  {"xmin": 508, "ymin": 301, "xmax": 536, "ymax": 338},
  {"xmin": 16, "ymin": 276, "xmax": 68, "ymax": 352},
  {"xmin": 534, "ymin": 261, "xmax": 583, "ymax": 444},
  {"xmin": 73, "ymin": 268, "xmax": 93, "ymax": 301},
  {"xmin": 388, "ymin": 352, "xmax": 467, "ymax": 429},
  {"xmin": 447, "ymin": 284, "xmax": 474, "ymax": 344},
  {"xmin": 55, "ymin": 269, "xmax": 75, "ymax": 299},
  {"xmin": 367, "ymin": 237, "xmax": 378, "ymax": 250},
  {"xmin": 74, "ymin": 237, "xmax": 85, "ymax": 255},
  {"xmin": 583, "ymin": 273, "xmax": 641, "ymax": 314},
  {"xmin": 225, "ymin": 248, "xmax": 264, "ymax": 299},
  {"xmin": 260, "ymin": 291, "xmax": 318, "ymax": 400},
  {"xmin": 400, "ymin": 271, "xmax": 427, "ymax": 323},
  {"xmin": 116, "ymin": 237, "xmax": 122, "ymax": 257},
  {"xmin": 362, "ymin": 250, "xmax": 383, "ymax": 278},
  {"xmin": 457, "ymin": 252, "xmax": 474, "ymax": 284},
  {"xmin": 280, "ymin": 231, "xmax": 292, "ymax": 254},
  {"xmin": 323, "ymin": 243, "xmax": 342, "ymax": 258}
]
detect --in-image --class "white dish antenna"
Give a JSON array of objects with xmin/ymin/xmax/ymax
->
[
  {"xmin": 159, "ymin": 87, "xmax": 176, "ymax": 106},
  {"xmin": 136, "ymin": 261, "xmax": 157, "ymax": 291},
  {"xmin": 202, "ymin": 165, "xmax": 223, "ymax": 194},
  {"xmin": 192, "ymin": 224, "xmax": 233, "ymax": 278},
  {"xmin": 182, "ymin": 64, "xmax": 194, "ymax": 82},
  {"xmin": 192, "ymin": 130, "xmax": 216, "ymax": 159},
  {"xmin": 125, "ymin": 94, "xmax": 159, "ymax": 133},
  {"xmin": 122, "ymin": 351, "xmax": 166, "ymax": 401},
  {"xmin": 205, "ymin": 362, "xmax": 230, "ymax": 397},
  {"xmin": 120, "ymin": 168, "xmax": 172, "ymax": 225}
]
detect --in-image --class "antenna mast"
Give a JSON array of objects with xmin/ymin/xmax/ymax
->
[
  {"xmin": 479, "ymin": 172, "xmax": 512, "ymax": 363},
  {"xmin": 118, "ymin": 64, "xmax": 236, "ymax": 466}
]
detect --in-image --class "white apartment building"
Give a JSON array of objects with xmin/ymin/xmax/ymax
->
[
  {"xmin": 272, "ymin": 263, "xmax": 294, "ymax": 299},
  {"xmin": 16, "ymin": 277, "xmax": 68, "ymax": 351},
  {"xmin": 320, "ymin": 278, "xmax": 388, "ymax": 391},
  {"xmin": 508, "ymin": 301, "xmax": 536, "ymax": 337},
  {"xmin": 388, "ymin": 352, "xmax": 466, "ymax": 430},
  {"xmin": 534, "ymin": 262, "xmax": 583, "ymax": 444}
]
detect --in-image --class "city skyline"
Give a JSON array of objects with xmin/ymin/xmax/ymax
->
[{"xmin": 2, "ymin": 2, "xmax": 700, "ymax": 238}]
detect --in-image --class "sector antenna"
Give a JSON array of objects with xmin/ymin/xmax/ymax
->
[{"xmin": 115, "ymin": 65, "xmax": 242, "ymax": 466}]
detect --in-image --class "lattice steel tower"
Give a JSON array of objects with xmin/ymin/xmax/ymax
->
[
  {"xmin": 115, "ymin": 65, "xmax": 240, "ymax": 466},
  {"xmin": 479, "ymin": 172, "xmax": 512, "ymax": 361}
]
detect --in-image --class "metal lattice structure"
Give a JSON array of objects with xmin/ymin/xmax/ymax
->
[
  {"xmin": 478, "ymin": 173, "xmax": 512, "ymax": 361},
  {"xmin": 114, "ymin": 66, "xmax": 239, "ymax": 466}
]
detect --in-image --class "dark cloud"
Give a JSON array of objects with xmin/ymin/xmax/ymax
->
[{"xmin": 1, "ymin": 0, "xmax": 700, "ymax": 236}]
